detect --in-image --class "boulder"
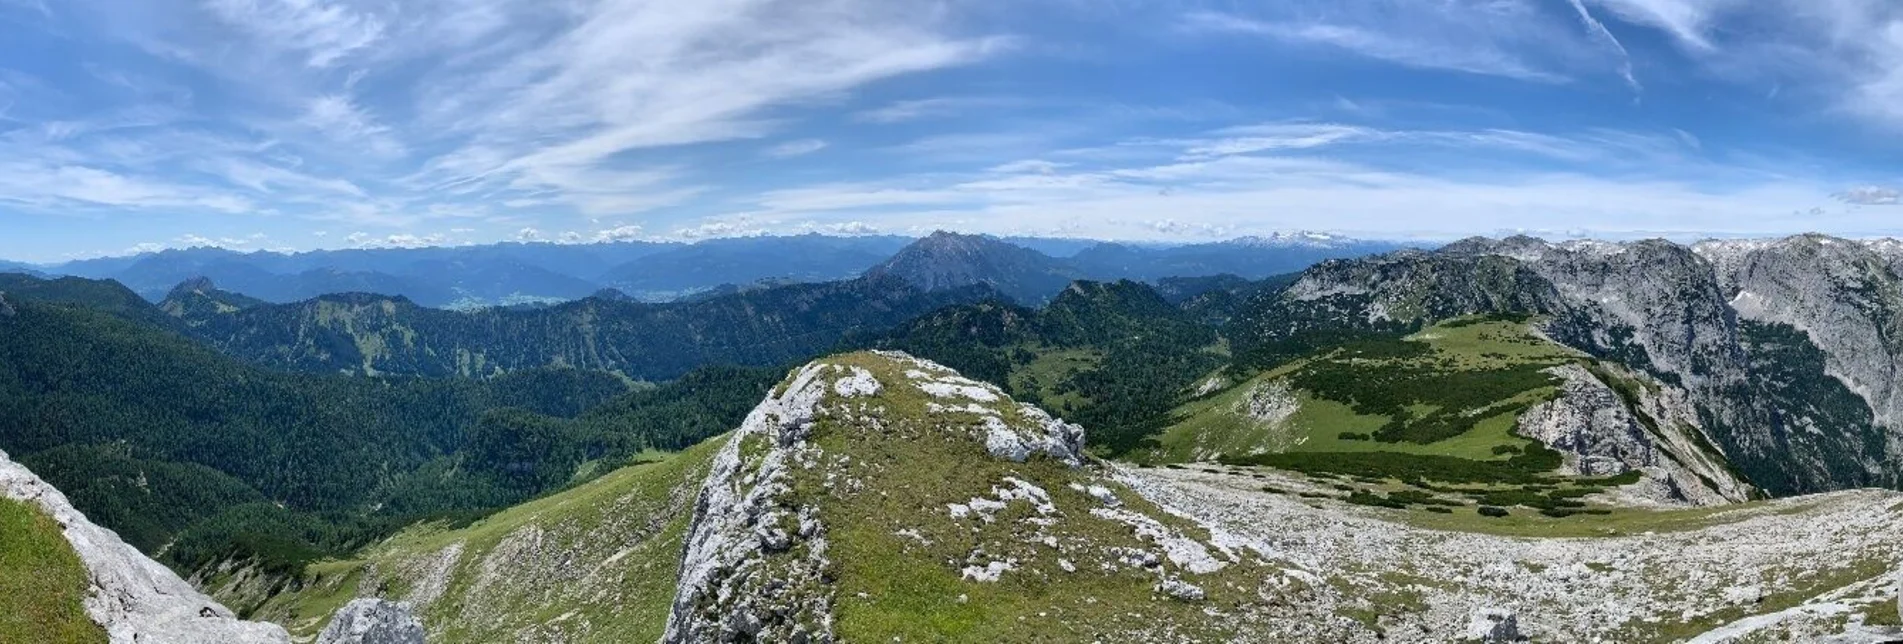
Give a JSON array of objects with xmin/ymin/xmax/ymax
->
[
  {"xmin": 316, "ymin": 598, "xmax": 426, "ymax": 644},
  {"xmin": 1465, "ymin": 607, "xmax": 1523, "ymax": 643}
]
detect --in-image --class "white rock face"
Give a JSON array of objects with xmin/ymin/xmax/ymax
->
[
  {"xmin": 0, "ymin": 448, "xmax": 291, "ymax": 644},
  {"xmin": 1465, "ymin": 608, "xmax": 1522, "ymax": 642},
  {"xmin": 664, "ymin": 361, "xmax": 841, "ymax": 644},
  {"xmin": 1515, "ymin": 364, "xmax": 1752, "ymax": 506},
  {"xmin": 315, "ymin": 599, "xmax": 425, "ymax": 644},
  {"xmin": 1236, "ymin": 380, "xmax": 1299, "ymax": 427}
]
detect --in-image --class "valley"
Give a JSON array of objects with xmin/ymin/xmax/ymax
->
[{"xmin": 1, "ymin": 232, "xmax": 1901, "ymax": 642}]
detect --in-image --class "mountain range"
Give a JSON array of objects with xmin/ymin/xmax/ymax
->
[
  {"xmin": 2, "ymin": 232, "xmax": 1902, "ymax": 642},
  {"xmin": 12, "ymin": 232, "xmax": 1404, "ymax": 308}
]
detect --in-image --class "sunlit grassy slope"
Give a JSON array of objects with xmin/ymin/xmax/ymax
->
[
  {"xmin": 0, "ymin": 497, "xmax": 106, "ymax": 644},
  {"xmin": 245, "ymin": 440, "xmax": 719, "ymax": 642},
  {"xmin": 1152, "ymin": 315, "xmax": 1577, "ymax": 463}
]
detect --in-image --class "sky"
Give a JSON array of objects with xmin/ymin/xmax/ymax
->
[{"xmin": 1, "ymin": 0, "xmax": 1900, "ymax": 262}]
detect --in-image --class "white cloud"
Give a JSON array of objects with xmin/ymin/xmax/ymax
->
[
  {"xmin": 765, "ymin": 139, "xmax": 828, "ymax": 158},
  {"xmin": 1586, "ymin": 0, "xmax": 1728, "ymax": 51},
  {"xmin": 204, "ymin": 157, "xmax": 366, "ymax": 197},
  {"xmin": 1565, "ymin": 0, "xmax": 1641, "ymax": 94},
  {"xmin": 201, "ymin": 0, "xmax": 386, "ymax": 67},
  {"xmin": 851, "ymin": 97, "xmax": 1018, "ymax": 123},
  {"xmin": 592, "ymin": 224, "xmax": 646, "ymax": 241},
  {"xmin": 673, "ymin": 220, "xmax": 770, "ymax": 240},
  {"xmin": 1836, "ymin": 186, "xmax": 1901, "ymax": 206},
  {"xmin": 407, "ymin": 0, "xmax": 1006, "ymax": 213},
  {"xmin": 514, "ymin": 227, "xmax": 543, "ymax": 241},
  {"xmin": 300, "ymin": 94, "xmax": 405, "ymax": 157},
  {"xmin": 1181, "ymin": 8, "xmax": 1573, "ymax": 83},
  {"xmin": 347, "ymin": 231, "xmax": 449, "ymax": 248},
  {"xmin": 732, "ymin": 121, "xmax": 1851, "ymax": 241},
  {"xmin": 987, "ymin": 159, "xmax": 1067, "ymax": 175},
  {"xmin": 0, "ymin": 161, "xmax": 253, "ymax": 213}
]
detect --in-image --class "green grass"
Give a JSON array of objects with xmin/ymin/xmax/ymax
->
[
  {"xmin": 1006, "ymin": 347, "xmax": 1101, "ymax": 411},
  {"xmin": 1149, "ymin": 315, "xmax": 1600, "ymax": 495},
  {"xmin": 811, "ymin": 353, "xmax": 1284, "ymax": 642},
  {"xmin": 1863, "ymin": 594, "xmax": 1901, "ymax": 627},
  {"xmin": 0, "ymin": 497, "xmax": 106, "ymax": 644}
]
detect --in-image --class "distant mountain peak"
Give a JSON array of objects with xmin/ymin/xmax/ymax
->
[
  {"xmin": 864, "ymin": 232, "xmax": 1076, "ymax": 304},
  {"xmin": 167, "ymin": 276, "xmax": 219, "ymax": 297}
]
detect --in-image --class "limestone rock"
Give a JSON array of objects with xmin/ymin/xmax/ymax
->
[
  {"xmin": 663, "ymin": 360, "xmax": 844, "ymax": 644},
  {"xmin": 315, "ymin": 599, "xmax": 426, "ymax": 644},
  {"xmin": 1515, "ymin": 364, "xmax": 1752, "ymax": 505},
  {"xmin": 0, "ymin": 448, "xmax": 290, "ymax": 644},
  {"xmin": 1465, "ymin": 608, "xmax": 1523, "ymax": 642}
]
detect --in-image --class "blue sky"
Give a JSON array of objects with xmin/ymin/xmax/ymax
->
[{"xmin": 1, "ymin": 0, "xmax": 1900, "ymax": 261}]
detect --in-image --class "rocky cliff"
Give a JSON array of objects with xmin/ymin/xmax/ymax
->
[
  {"xmin": 1243, "ymin": 234, "xmax": 1903, "ymax": 495},
  {"xmin": 0, "ymin": 448, "xmax": 291, "ymax": 644},
  {"xmin": 1515, "ymin": 363, "xmax": 1751, "ymax": 506}
]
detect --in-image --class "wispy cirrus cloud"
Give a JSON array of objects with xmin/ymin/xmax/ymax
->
[
  {"xmin": 765, "ymin": 139, "xmax": 829, "ymax": 158},
  {"xmin": 1181, "ymin": 6, "xmax": 1576, "ymax": 83},
  {"xmin": 201, "ymin": 0, "xmax": 386, "ymax": 67}
]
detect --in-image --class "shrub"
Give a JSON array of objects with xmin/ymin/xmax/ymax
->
[
  {"xmin": 1346, "ymin": 491, "xmax": 1408, "ymax": 509},
  {"xmin": 1477, "ymin": 506, "xmax": 1510, "ymax": 518}
]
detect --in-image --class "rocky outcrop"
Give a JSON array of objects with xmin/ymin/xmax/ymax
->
[
  {"xmin": 1515, "ymin": 364, "xmax": 1752, "ymax": 506},
  {"xmin": 662, "ymin": 360, "xmax": 853, "ymax": 644},
  {"xmin": 0, "ymin": 448, "xmax": 290, "ymax": 644},
  {"xmin": 1465, "ymin": 608, "xmax": 1523, "ymax": 642},
  {"xmin": 0, "ymin": 291, "xmax": 14, "ymax": 317},
  {"xmin": 315, "ymin": 599, "xmax": 426, "ymax": 644},
  {"xmin": 664, "ymin": 352, "xmax": 1260, "ymax": 642}
]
